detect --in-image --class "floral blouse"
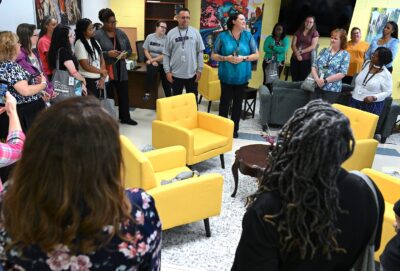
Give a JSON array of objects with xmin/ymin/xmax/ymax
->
[
  {"xmin": 312, "ymin": 48, "xmax": 350, "ymax": 93},
  {"xmin": 0, "ymin": 61, "xmax": 41, "ymax": 104},
  {"xmin": 0, "ymin": 188, "xmax": 162, "ymax": 271}
]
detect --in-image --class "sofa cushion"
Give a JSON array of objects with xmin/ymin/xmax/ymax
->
[
  {"xmin": 273, "ymin": 80, "xmax": 303, "ymax": 89},
  {"xmin": 191, "ymin": 128, "xmax": 229, "ymax": 156}
]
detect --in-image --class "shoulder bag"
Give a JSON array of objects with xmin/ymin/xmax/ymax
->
[
  {"xmin": 300, "ymin": 48, "xmax": 325, "ymax": 92},
  {"xmin": 264, "ymin": 59, "xmax": 279, "ymax": 84},
  {"xmin": 350, "ymin": 170, "xmax": 380, "ymax": 271},
  {"xmin": 51, "ymin": 48, "xmax": 76, "ymax": 102},
  {"xmin": 99, "ymin": 84, "xmax": 117, "ymax": 120}
]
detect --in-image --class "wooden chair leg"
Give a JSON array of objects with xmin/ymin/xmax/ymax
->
[
  {"xmin": 198, "ymin": 95, "xmax": 203, "ymax": 104},
  {"xmin": 204, "ymin": 218, "xmax": 211, "ymax": 237},
  {"xmin": 207, "ymin": 101, "xmax": 212, "ymax": 112},
  {"xmin": 220, "ymin": 154, "xmax": 225, "ymax": 169}
]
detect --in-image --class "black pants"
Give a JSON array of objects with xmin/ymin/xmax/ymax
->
[
  {"xmin": 290, "ymin": 58, "xmax": 311, "ymax": 82},
  {"xmin": 172, "ymin": 75, "xmax": 198, "ymax": 98},
  {"xmin": 108, "ymin": 80, "xmax": 131, "ymax": 121},
  {"xmin": 219, "ymin": 82, "xmax": 246, "ymax": 133},
  {"xmin": 85, "ymin": 77, "xmax": 101, "ymax": 98},
  {"xmin": 342, "ymin": 75, "xmax": 353, "ymax": 85},
  {"xmin": 145, "ymin": 64, "xmax": 171, "ymax": 97},
  {"xmin": 311, "ymin": 87, "xmax": 341, "ymax": 104}
]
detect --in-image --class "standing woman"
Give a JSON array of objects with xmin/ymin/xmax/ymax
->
[
  {"xmin": 143, "ymin": 20, "xmax": 171, "ymax": 100},
  {"xmin": 75, "ymin": 18, "xmax": 108, "ymax": 98},
  {"xmin": 262, "ymin": 23, "xmax": 289, "ymax": 87},
  {"xmin": 365, "ymin": 21, "xmax": 399, "ymax": 73},
  {"xmin": 47, "ymin": 25, "xmax": 87, "ymax": 96},
  {"xmin": 211, "ymin": 13, "xmax": 259, "ymax": 138},
  {"xmin": 37, "ymin": 16, "xmax": 58, "ymax": 80},
  {"xmin": 0, "ymin": 31, "xmax": 47, "ymax": 134},
  {"xmin": 311, "ymin": 28, "xmax": 350, "ymax": 103},
  {"xmin": 15, "ymin": 23, "xmax": 55, "ymax": 101},
  {"xmin": 343, "ymin": 27, "xmax": 369, "ymax": 84},
  {"xmin": 350, "ymin": 47, "xmax": 393, "ymax": 115},
  {"xmin": 95, "ymin": 8, "xmax": 137, "ymax": 125},
  {"xmin": 290, "ymin": 16, "xmax": 319, "ymax": 82}
]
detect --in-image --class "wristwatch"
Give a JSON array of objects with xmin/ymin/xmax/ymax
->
[{"xmin": 243, "ymin": 56, "xmax": 248, "ymax": 61}]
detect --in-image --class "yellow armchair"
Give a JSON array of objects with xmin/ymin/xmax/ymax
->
[
  {"xmin": 120, "ymin": 135, "xmax": 224, "ymax": 236},
  {"xmin": 152, "ymin": 93, "xmax": 234, "ymax": 167},
  {"xmin": 361, "ymin": 168, "xmax": 400, "ymax": 261},
  {"xmin": 332, "ymin": 103, "xmax": 379, "ymax": 139},
  {"xmin": 333, "ymin": 104, "xmax": 380, "ymax": 171},
  {"xmin": 198, "ymin": 64, "xmax": 221, "ymax": 112}
]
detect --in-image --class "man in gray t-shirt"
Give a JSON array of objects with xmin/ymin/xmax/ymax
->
[
  {"xmin": 143, "ymin": 20, "xmax": 171, "ymax": 100},
  {"xmin": 163, "ymin": 8, "xmax": 205, "ymax": 98}
]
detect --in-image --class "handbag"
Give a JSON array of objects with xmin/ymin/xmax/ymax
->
[
  {"xmin": 99, "ymin": 84, "xmax": 117, "ymax": 120},
  {"xmin": 51, "ymin": 48, "xmax": 76, "ymax": 102},
  {"xmin": 301, "ymin": 73, "xmax": 316, "ymax": 92},
  {"xmin": 264, "ymin": 59, "xmax": 279, "ymax": 84},
  {"xmin": 350, "ymin": 170, "xmax": 380, "ymax": 271}
]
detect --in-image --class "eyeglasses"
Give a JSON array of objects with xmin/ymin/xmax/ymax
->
[{"xmin": 107, "ymin": 20, "xmax": 117, "ymax": 25}]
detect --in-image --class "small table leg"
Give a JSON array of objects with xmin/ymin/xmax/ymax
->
[{"xmin": 231, "ymin": 158, "xmax": 239, "ymax": 197}]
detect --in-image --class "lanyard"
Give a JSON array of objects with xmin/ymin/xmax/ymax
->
[
  {"xmin": 362, "ymin": 64, "xmax": 381, "ymax": 87},
  {"xmin": 230, "ymin": 30, "xmax": 241, "ymax": 56},
  {"xmin": 323, "ymin": 49, "xmax": 341, "ymax": 68},
  {"xmin": 178, "ymin": 28, "xmax": 189, "ymax": 50}
]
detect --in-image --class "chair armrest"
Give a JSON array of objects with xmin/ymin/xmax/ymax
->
[
  {"xmin": 197, "ymin": 112, "xmax": 234, "ymax": 138},
  {"xmin": 380, "ymin": 103, "xmax": 400, "ymax": 139},
  {"xmin": 342, "ymin": 139, "xmax": 378, "ymax": 171},
  {"xmin": 152, "ymin": 120, "xmax": 194, "ymax": 154},
  {"xmin": 144, "ymin": 146, "xmax": 187, "ymax": 173},
  {"xmin": 361, "ymin": 168, "xmax": 400, "ymax": 204},
  {"xmin": 209, "ymin": 68, "xmax": 219, "ymax": 81},
  {"xmin": 147, "ymin": 173, "xmax": 223, "ymax": 230}
]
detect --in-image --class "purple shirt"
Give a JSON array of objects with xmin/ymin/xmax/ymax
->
[{"xmin": 292, "ymin": 30, "xmax": 319, "ymax": 60}]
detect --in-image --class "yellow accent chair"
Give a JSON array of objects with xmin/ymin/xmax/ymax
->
[
  {"xmin": 120, "ymin": 135, "xmax": 224, "ymax": 236},
  {"xmin": 198, "ymin": 64, "xmax": 221, "ymax": 112},
  {"xmin": 361, "ymin": 168, "xmax": 400, "ymax": 261},
  {"xmin": 332, "ymin": 104, "xmax": 380, "ymax": 171},
  {"xmin": 152, "ymin": 93, "xmax": 234, "ymax": 168}
]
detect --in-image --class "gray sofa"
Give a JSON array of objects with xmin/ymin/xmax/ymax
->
[
  {"xmin": 259, "ymin": 80, "xmax": 310, "ymax": 128},
  {"xmin": 259, "ymin": 80, "xmax": 400, "ymax": 143}
]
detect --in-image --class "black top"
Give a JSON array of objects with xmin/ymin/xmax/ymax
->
[
  {"xmin": 58, "ymin": 48, "xmax": 79, "ymax": 71},
  {"xmin": 232, "ymin": 169, "xmax": 385, "ymax": 271},
  {"xmin": 380, "ymin": 231, "xmax": 400, "ymax": 271}
]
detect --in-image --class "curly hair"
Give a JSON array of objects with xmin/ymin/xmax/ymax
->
[
  {"xmin": 3, "ymin": 96, "xmax": 134, "ymax": 254},
  {"xmin": 247, "ymin": 100, "xmax": 355, "ymax": 260},
  {"xmin": 98, "ymin": 8, "xmax": 115, "ymax": 24},
  {"xmin": 374, "ymin": 47, "xmax": 393, "ymax": 67},
  {"xmin": 0, "ymin": 31, "xmax": 19, "ymax": 61}
]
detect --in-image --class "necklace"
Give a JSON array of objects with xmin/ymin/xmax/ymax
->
[
  {"xmin": 230, "ymin": 30, "xmax": 241, "ymax": 56},
  {"xmin": 362, "ymin": 64, "xmax": 382, "ymax": 87}
]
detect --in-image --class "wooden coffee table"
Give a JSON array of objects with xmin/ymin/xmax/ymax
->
[{"xmin": 231, "ymin": 144, "xmax": 271, "ymax": 197}]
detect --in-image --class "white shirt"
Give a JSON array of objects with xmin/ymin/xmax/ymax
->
[
  {"xmin": 75, "ymin": 39, "xmax": 101, "ymax": 79},
  {"xmin": 352, "ymin": 62, "xmax": 392, "ymax": 102}
]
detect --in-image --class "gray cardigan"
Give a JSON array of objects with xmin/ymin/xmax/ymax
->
[{"xmin": 94, "ymin": 28, "xmax": 132, "ymax": 82}]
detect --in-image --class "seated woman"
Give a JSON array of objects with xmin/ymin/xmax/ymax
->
[
  {"xmin": 349, "ymin": 47, "xmax": 392, "ymax": 115},
  {"xmin": 0, "ymin": 97, "xmax": 162, "ymax": 270},
  {"xmin": 380, "ymin": 199, "xmax": 400, "ymax": 271},
  {"xmin": 232, "ymin": 100, "xmax": 384, "ymax": 270},
  {"xmin": 311, "ymin": 28, "xmax": 350, "ymax": 103}
]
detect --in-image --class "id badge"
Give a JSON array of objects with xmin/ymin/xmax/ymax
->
[
  {"xmin": 68, "ymin": 76, "xmax": 74, "ymax": 86},
  {"xmin": 181, "ymin": 55, "xmax": 186, "ymax": 62}
]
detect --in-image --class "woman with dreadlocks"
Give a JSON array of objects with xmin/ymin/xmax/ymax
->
[{"xmin": 232, "ymin": 100, "xmax": 385, "ymax": 270}]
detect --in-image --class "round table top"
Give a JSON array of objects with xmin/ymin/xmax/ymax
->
[{"xmin": 235, "ymin": 144, "xmax": 271, "ymax": 172}]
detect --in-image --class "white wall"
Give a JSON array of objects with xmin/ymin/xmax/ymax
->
[{"xmin": 0, "ymin": 0, "xmax": 109, "ymax": 31}]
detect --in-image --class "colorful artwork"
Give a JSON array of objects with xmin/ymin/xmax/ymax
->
[
  {"xmin": 200, "ymin": 0, "xmax": 264, "ymax": 67},
  {"xmin": 365, "ymin": 8, "xmax": 400, "ymax": 43},
  {"xmin": 34, "ymin": 0, "xmax": 82, "ymax": 27}
]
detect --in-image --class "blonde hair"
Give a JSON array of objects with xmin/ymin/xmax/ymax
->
[{"xmin": 0, "ymin": 31, "xmax": 19, "ymax": 61}]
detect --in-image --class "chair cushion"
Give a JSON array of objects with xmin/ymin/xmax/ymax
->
[
  {"xmin": 191, "ymin": 128, "xmax": 230, "ymax": 156},
  {"xmin": 154, "ymin": 166, "xmax": 193, "ymax": 185}
]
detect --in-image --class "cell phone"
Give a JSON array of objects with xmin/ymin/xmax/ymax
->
[{"xmin": 0, "ymin": 82, "xmax": 8, "ymax": 106}]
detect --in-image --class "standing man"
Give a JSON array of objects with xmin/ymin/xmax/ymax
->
[{"xmin": 163, "ymin": 8, "xmax": 205, "ymax": 98}]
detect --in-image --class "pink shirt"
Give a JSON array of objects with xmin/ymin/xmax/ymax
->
[
  {"xmin": 292, "ymin": 30, "xmax": 319, "ymax": 60},
  {"xmin": 0, "ymin": 130, "xmax": 25, "ymax": 191},
  {"xmin": 37, "ymin": 34, "xmax": 52, "ymax": 76}
]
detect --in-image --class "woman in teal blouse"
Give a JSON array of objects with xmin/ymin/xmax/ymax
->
[
  {"xmin": 262, "ymin": 23, "xmax": 289, "ymax": 86},
  {"xmin": 211, "ymin": 13, "xmax": 259, "ymax": 138}
]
